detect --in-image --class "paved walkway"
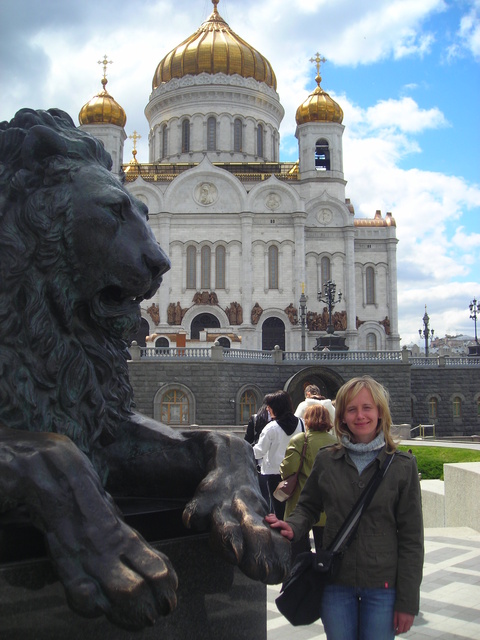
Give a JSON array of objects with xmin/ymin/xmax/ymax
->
[{"xmin": 267, "ymin": 527, "xmax": 480, "ymax": 639}]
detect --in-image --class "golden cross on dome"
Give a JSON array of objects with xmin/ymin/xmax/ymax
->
[
  {"xmin": 98, "ymin": 55, "xmax": 113, "ymax": 80},
  {"xmin": 309, "ymin": 52, "xmax": 326, "ymax": 86},
  {"xmin": 128, "ymin": 131, "xmax": 141, "ymax": 151}
]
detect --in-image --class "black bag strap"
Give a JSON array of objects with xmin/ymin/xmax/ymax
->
[{"xmin": 325, "ymin": 452, "xmax": 395, "ymax": 555}]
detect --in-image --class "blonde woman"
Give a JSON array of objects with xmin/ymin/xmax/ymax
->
[{"xmin": 266, "ymin": 376, "xmax": 423, "ymax": 639}]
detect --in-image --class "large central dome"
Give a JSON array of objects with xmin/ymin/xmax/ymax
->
[{"xmin": 152, "ymin": 0, "xmax": 277, "ymax": 91}]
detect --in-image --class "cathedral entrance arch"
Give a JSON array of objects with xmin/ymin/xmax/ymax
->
[
  {"xmin": 129, "ymin": 317, "xmax": 150, "ymax": 347},
  {"xmin": 191, "ymin": 312, "xmax": 220, "ymax": 339},
  {"xmin": 285, "ymin": 367, "xmax": 345, "ymax": 410},
  {"xmin": 262, "ymin": 317, "xmax": 285, "ymax": 351}
]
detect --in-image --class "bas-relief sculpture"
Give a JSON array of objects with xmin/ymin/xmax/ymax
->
[{"xmin": 0, "ymin": 109, "xmax": 289, "ymax": 630}]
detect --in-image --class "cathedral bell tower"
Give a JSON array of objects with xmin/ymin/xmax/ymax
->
[
  {"xmin": 78, "ymin": 56, "xmax": 127, "ymax": 174},
  {"xmin": 295, "ymin": 54, "xmax": 345, "ymax": 185}
]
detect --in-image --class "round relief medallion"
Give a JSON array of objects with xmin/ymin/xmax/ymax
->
[
  {"xmin": 317, "ymin": 208, "xmax": 333, "ymax": 224},
  {"xmin": 266, "ymin": 192, "xmax": 281, "ymax": 211},
  {"xmin": 194, "ymin": 182, "xmax": 218, "ymax": 206}
]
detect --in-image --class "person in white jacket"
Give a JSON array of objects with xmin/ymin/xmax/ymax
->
[
  {"xmin": 253, "ymin": 390, "xmax": 304, "ymax": 519},
  {"xmin": 294, "ymin": 384, "xmax": 335, "ymax": 425}
]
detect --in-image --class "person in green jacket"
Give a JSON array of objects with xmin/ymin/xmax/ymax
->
[
  {"xmin": 266, "ymin": 376, "xmax": 424, "ymax": 639},
  {"xmin": 280, "ymin": 404, "xmax": 337, "ymax": 561}
]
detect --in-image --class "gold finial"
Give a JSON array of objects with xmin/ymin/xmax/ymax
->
[
  {"xmin": 128, "ymin": 131, "xmax": 141, "ymax": 161},
  {"xmin": 309, "ymin": 52, "xmax": 326, "ymax": 87},
  {"xmin": 301, "ymin": 282, "xmax": 305, "ymax": 294},
  {"xmin": 98, "ymin": 54, "xmax": 113, "ymax": 90},
  {"xmin": 212, "ymin": 0, "xmax": 220, "ymax": 13}
]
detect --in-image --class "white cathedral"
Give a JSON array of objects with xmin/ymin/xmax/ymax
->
[{"xmin": 78, "ymin": 0, "xmax": 400, "ymax": 353}]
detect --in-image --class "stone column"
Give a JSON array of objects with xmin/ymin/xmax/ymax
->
[
  {"xmin": 344, "ymin": 226, "xmax": 357, "ymax": 347},
  {"xmin": 386, "ymin": 233, "xmax": 400, "ymax": 349},
  {"xmin": 292, "ymin": 212, "xmax": 307, "ymax": 304},
  {"xmin": 240, "ymin": 213, "xmax": 254, "ymax": 321},
  {"xmin": 156, "ymin": 213, "xmax": 172, "ymax": 325}
]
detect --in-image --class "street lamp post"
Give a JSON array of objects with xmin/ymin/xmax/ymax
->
[
  {"xmin": 299, "ymin": 284, "xmax": 307, "ymax": 352},
  {"xmin": 470, "ymin": 298, "xmax": 479, "ymax": 344},
  {"xmin": 419, "ymin": 305, "xmax": 434, "ymax": 358},
  {"xmin": 318, "ymin": 280, "xmax": 342, "ymax": 335}
]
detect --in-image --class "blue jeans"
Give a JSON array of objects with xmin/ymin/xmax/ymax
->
[{"xmin": 321, "ymin": 584, "xmax": 396, "ymax": 640}]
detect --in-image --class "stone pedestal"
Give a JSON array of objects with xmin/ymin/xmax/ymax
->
[
  {"xmin": 313, "ymin": 334, "xmax": 349, "ymax": 351},
  {"xmin": 0, "ymin": 500, "xmax": 267, "ymax": 640}
]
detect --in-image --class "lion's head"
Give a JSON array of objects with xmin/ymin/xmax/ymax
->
[{"xmin": 0, "ymin": 109, "xmax": 170, "ymax": 460}]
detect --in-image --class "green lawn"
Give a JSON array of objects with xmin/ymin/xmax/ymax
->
[{"xmin": 398, "ymin": 445, "xmax": 480, "ymax": 480}]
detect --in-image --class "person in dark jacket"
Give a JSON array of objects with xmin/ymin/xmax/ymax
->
[
  {"xmin": 245, "ymin": 404, "xmax": 271, "ymax": 506},
  {"xmin": 266, "ymin": 376, "xmax": 424, "ymax": 639}
]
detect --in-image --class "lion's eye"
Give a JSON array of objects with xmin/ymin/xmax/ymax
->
[{"xmin": 110, "ymin": 203, "xmax": 123, "ymax": 218}]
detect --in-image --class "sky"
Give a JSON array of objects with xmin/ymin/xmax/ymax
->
[{"xmin": 2, "ymin": 0, "xmax": 479, "ymax": 348}]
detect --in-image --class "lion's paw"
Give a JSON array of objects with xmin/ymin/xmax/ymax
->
[
  {"xmin": 183, "ymin": 486, "xmax": 290, "ymax": 585},
  {"xmin": 52, "ymin": 524, "xmax": 178, "ymax": 630}
]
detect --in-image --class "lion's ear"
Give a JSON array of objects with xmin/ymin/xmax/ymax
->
[{"xmin": 22, "ymin": 125, "xmax": 68, "ymax": 171}]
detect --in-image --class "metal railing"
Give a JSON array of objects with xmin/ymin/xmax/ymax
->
[{"xmin": 130, "ymin": 345, "xmax": 480, "ymax": 366}]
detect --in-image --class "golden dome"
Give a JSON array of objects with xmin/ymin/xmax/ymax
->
[
  {"xmin": 152, "ymin": 0, "xmax": 277, "ymax": 91},
  {"xmin": 295, "ymin": 57, "xmax": 343, "ymax": 125},
  {"xmin": 79, "ymin": 77, "xmax": 127, "ymax": 128}
]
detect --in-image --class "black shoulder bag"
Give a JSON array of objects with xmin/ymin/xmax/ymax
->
[{"xmin": 275, "ymin": 452, "xmax": 395, "ymax": 626}]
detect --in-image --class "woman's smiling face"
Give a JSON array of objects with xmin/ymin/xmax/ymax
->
[{"xmin": 342, "ymin": 387, "xmax": 380, "ymax": 444}]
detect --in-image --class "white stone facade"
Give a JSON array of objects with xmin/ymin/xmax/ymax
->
[{"xmin": 82, "ymin": 29, "xmax": 400, "ymax": 353}]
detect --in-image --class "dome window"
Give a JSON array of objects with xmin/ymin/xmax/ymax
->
[
  {"xmin": 257, "ymin": 124, "xmax": 264, "ymax": 157},
  {"xmin": 315, "ymin": 138, "xmax": 330, "ymax": 171},
  {"xmin": 207, "ymin": 117, "xmax": 217, "ymax": 151},
  {"xmin": 234, "ymin": 118, "xmax": 243, "ymax": 152},
  {"xmin": 162, "ymin": 124, "xmax": 168, "ymax": 159},
  {"xmin": 182, "ymin": 119, "xmax": 190, "ymax": 153}
]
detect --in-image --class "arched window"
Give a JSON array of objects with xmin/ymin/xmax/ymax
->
[
  {"xmin": 201, "ymin": 246, "xmax": 211, "ymax": 289},
  {"xmin": 215, "ymin": 245, "xmax": 226, "ymax": 289},
  {"xmin": 321, "ymin": 256, "xmax": 331, "ymax": 288},
  {"xmin": 240, "ymin": 389, "xmax": 258, "ymax": 424},
  {"xmin": 428, "ymin": 397, "xmax": 438, "ymax": 420},
  {"xmin": 161, "ymin": 124, "xmax": 168, "ymax": 158},
  {"xmin": 182, "ymin": 119, "xmax": 190, "ymax": 153},
  {"xmin": 315, "ymin": 138, "xmax": 330, "ymax": 171},
  {"xmin": 453, "ymin": 396, "xmax": 462, "ymax": 418},
  {"xmin": 366, "ymin": 333, "xmax": 377, "ymax": 351},
  {"xmin": 268, "ymin": 245, "xmax": 279, "ymax": 289},
  {"xmin": 257, "ymin": 124, "xmax": 264, "ymax": 157},
  {"xmin": 366, "ymin": 267, "xmax": 375, "ymax": 304},
  {"xmin": 217, "ymin": 337, "xmax": 231, "ymax": 348},
  {"xmin": 186, "ymin": 245, "xmax": 196, "ymax": 289},
  {"xmin": 234, "ymin": 118, "xmax": 243, "ymax": 152},
  {"xmin": 155, "ymin": 337, "xmax": 169, "ymax": 348},
  {"xmin": 161, "ymin": 388, "xmax": 189, "ymax": 425},
  {"xmin": 207, "ymin": 117, "xmax": 217, "ymax": 151}
]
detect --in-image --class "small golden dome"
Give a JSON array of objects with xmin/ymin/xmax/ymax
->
[
  {"xmin": 79, "ymin": 77, "xmax": 127, "ymax": 128},
  {"xmin": 152, "ymin": 0, "xmax": 277, "ymax": 91},
  {"xmin": 295, "ymin": 58, "xmax": 343, "ymax": 125}
]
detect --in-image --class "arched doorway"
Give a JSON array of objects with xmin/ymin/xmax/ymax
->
[
  {"xmin": 262, "ymin": 317, "xmax": 285, "ymax": 350},
  {"xmin": 191, "ymin": 312, "xmax": 220, "ymax": 339},
  {"xmin": 129, "ymin": 317, "xmax": 150, "ymax": 347}
]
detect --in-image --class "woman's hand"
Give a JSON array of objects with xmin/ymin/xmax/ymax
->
[
  {"xmin": 264, "ymin": 513, "xmax": 294, "ymax": 540},
  {"xmin": 394, "ymin": 611, "xmax": 415, "ymax": 635}
]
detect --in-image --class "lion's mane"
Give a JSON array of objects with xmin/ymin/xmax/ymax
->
[{"xmin": 0, "ymin": 109, "xmax": 136, "ymax": 467}]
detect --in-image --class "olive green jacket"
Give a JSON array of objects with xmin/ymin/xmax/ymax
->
[
  {"xmin": 286, "ymin": 445, "xmax": 424, "ymax": 615},
  {"xmin": 280, "ymin": 430, "xmax": 337, "ymax": 525}
]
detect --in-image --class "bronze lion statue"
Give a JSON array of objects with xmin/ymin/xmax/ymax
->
[{"xmin": 0, "ymin": 109, "xmax": 289, "ymax": 630}]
